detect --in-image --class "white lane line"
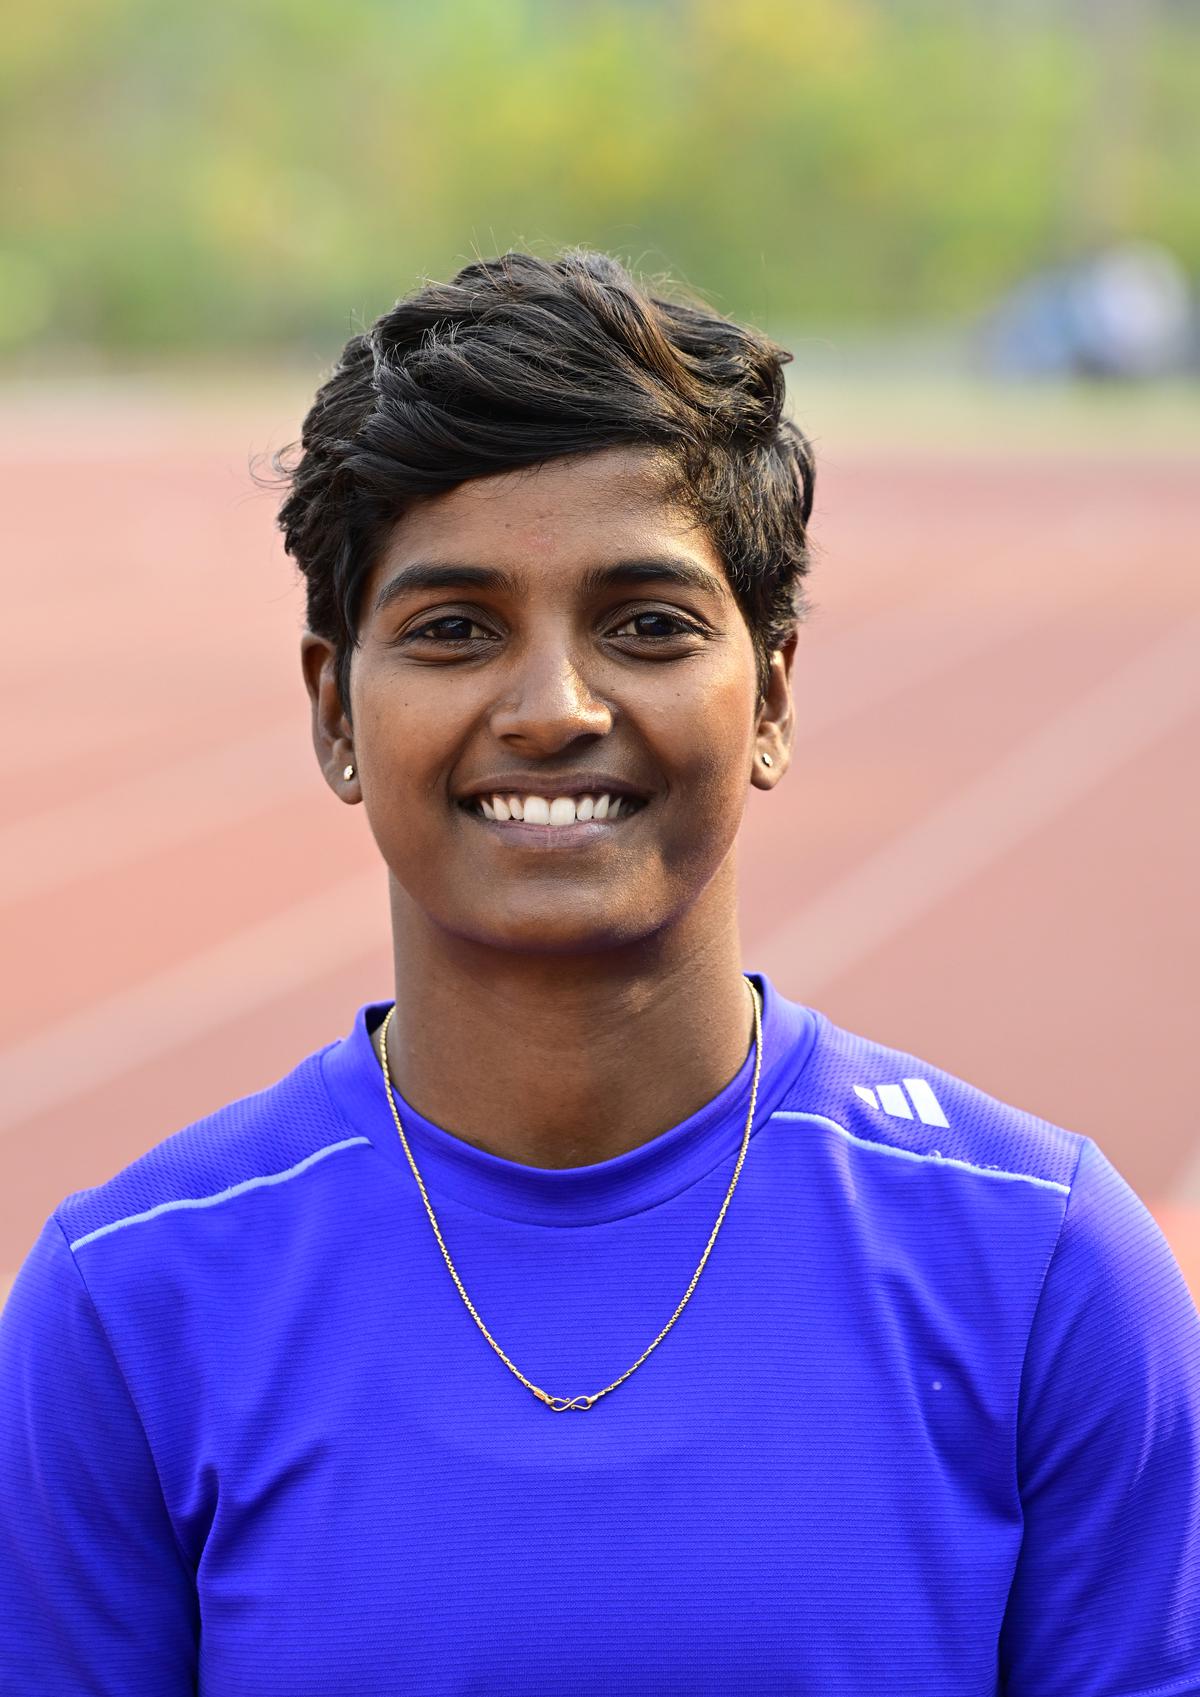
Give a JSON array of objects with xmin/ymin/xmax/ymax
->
[
  {"xmin": 749, "ymin": 611, "xmax": 1200, "ymax": 1017},
  {"xmin": 795, "ymin": 502, "xmax": 1145, "ymax": 742},
  {"xmin": 1170, "ymin": 1144, "xmax": 1200, "ymax": 1205},
  {"xmin": 0, "ymin": 714, "xmax": 143, "ymax": 784},
  {"xmin": 0, "ymin": 724, "xmax": 311, "ymax": 905},
  {"xmin": 0, "ymin": 870, "xmax": 385, "ymax": 1137},
  {"xmin": 797, "ymin": 596, "xmax": 1037, "ymax": 739},
  {"xmin": 0, "ymin": 400, "xmax": 304, "ymax": 462}
]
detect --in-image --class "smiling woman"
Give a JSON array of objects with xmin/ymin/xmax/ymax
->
[
  {"xmin": 301, "ymin": 446, "xmax": 798, "ymax": 1031},
  {"xmin": 2, "ymin": 251, "xmax": 1198, "ymax": 1696}
]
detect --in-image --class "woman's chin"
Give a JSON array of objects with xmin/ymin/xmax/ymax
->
[{"xmin": 446, "ymin": 901, "xmax": 662, "ymax": 959}]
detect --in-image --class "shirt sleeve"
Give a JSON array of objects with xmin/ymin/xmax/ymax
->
[
  {"xmin": 1000, "ymin": 1135, "xmax": 1200, "ymax": 1696},
  {"xmin": 0, "ymin": 1213, "xmax": 199, "ymax": 1693}
]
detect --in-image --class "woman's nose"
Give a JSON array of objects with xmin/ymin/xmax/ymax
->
[{"xmin": 488, "ymin": 648, "xmax": 614, "ymax": 755}]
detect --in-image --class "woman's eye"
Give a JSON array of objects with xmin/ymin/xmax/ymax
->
[
  {"xmin": 610, "ymin": 611, "xmax": 697, "ymax": 640},
  {"xmin": 409, "ymin": 616, "xmax": 491, "ymax": 643}
]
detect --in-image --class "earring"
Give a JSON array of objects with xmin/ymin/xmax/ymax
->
[
  {"xmin": 760, "ymin": 753, "xmax": 773, "ymax": 767},
  {"xmin": 342, "ymin": 764, "xmax": 356, "ymax": 780}
]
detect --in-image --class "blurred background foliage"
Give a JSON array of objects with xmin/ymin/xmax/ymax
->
[{"xmin": 1, "ymin": 0, "xmax": 1197, "ymax": 361}]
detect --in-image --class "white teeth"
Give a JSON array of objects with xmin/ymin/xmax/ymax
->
[{"xmin": 476, "ymin": 790, "xmax": 640, "ymax": 824}]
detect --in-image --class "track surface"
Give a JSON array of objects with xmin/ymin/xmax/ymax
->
[{"xmin": 1, "ymin": 391, "xmax": 1197, "ymax": 1303}]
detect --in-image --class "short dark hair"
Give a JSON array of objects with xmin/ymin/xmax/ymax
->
[{"xmin": 275, "ymin": 248, "xmax": 816, "ymax": 717}]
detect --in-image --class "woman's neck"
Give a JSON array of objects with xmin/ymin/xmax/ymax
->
[{"xmin": 380, "ymin": 881, "xmax": 755, "ymax": 1170}]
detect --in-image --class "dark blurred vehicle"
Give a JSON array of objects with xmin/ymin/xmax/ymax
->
[{"xmin": 977, "ymin": 241, "xmax": 1197, "ymax": 380}]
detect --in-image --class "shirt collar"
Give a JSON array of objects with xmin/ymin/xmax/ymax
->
[{"xmin": 320, "ymin": 973, "xmax": 817, "ymax": 1226}]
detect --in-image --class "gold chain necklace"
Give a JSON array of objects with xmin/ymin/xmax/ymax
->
[{"xmin": 376, "ymin": 976, "xmax": 763, "ymax": 1411}]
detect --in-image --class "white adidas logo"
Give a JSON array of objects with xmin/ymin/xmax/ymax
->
[{"xmin": 853, "ymin": 1079, "xmax": 949, "ymax": 1128}]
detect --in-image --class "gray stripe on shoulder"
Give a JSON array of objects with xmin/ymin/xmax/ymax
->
[
  {"xmin": 769, "ymin": 1111, "xmax": 1072, "ymax": 1195},
  {"xmin": 69, "ymin": 1135, "xmax": 373, "ymax": 1251}
]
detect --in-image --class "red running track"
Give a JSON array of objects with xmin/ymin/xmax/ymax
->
[{"xmin": 1, "ymin": 391, "xmax": 1197, "ymax": 1304}]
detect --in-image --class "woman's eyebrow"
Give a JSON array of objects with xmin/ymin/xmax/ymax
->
[
  {"xmin": 580, "ymin": 557, "xmax": 728, "ymax": 598},
  {"xmin": 372, "ymin": 562, "xmax": 517, "ymax": 615},
  {"xmin": 372, "ymin": 554, "xmax": 726, "ymax": 617}
]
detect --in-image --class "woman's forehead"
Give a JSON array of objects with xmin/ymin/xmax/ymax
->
[{"xmin": 368, "ymin": 448, "xmax": 721, "ymax": 597}]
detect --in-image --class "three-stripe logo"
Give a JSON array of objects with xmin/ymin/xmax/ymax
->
[{"xmin": 853, "ymin": 1079, "xmax": 949, "ymax": 1128}]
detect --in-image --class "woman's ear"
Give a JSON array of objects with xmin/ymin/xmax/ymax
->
[
  {"xmin": 751, "ymin": 631, "xmax": 797, "ymax": 790},
  {"xmin": 300, "ymin": 632, "xmax": 359, "ymax": 802}
]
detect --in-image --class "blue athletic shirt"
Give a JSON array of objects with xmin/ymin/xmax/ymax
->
[{"xmin": 2, "ymin": 973, "xmax": 1198, "ymax": 1695}]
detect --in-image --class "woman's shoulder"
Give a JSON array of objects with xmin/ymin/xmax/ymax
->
[
  {"xmin": 781, "ymin": 1000, "xmax": 1085, "ymax": 1200},
  {"xmin": 53, "ymin": 1025, "xmax": 371, "ymax": 1261}
]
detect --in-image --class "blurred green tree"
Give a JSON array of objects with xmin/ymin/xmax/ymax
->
[{"xmin": 0, "ymin": 0, "xmax": 1195, "ymax": 356}]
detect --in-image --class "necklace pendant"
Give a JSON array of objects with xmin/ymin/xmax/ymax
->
[{"xmin": 380, "ymin": 984, "xmax": 760, "ymax": 1421}]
